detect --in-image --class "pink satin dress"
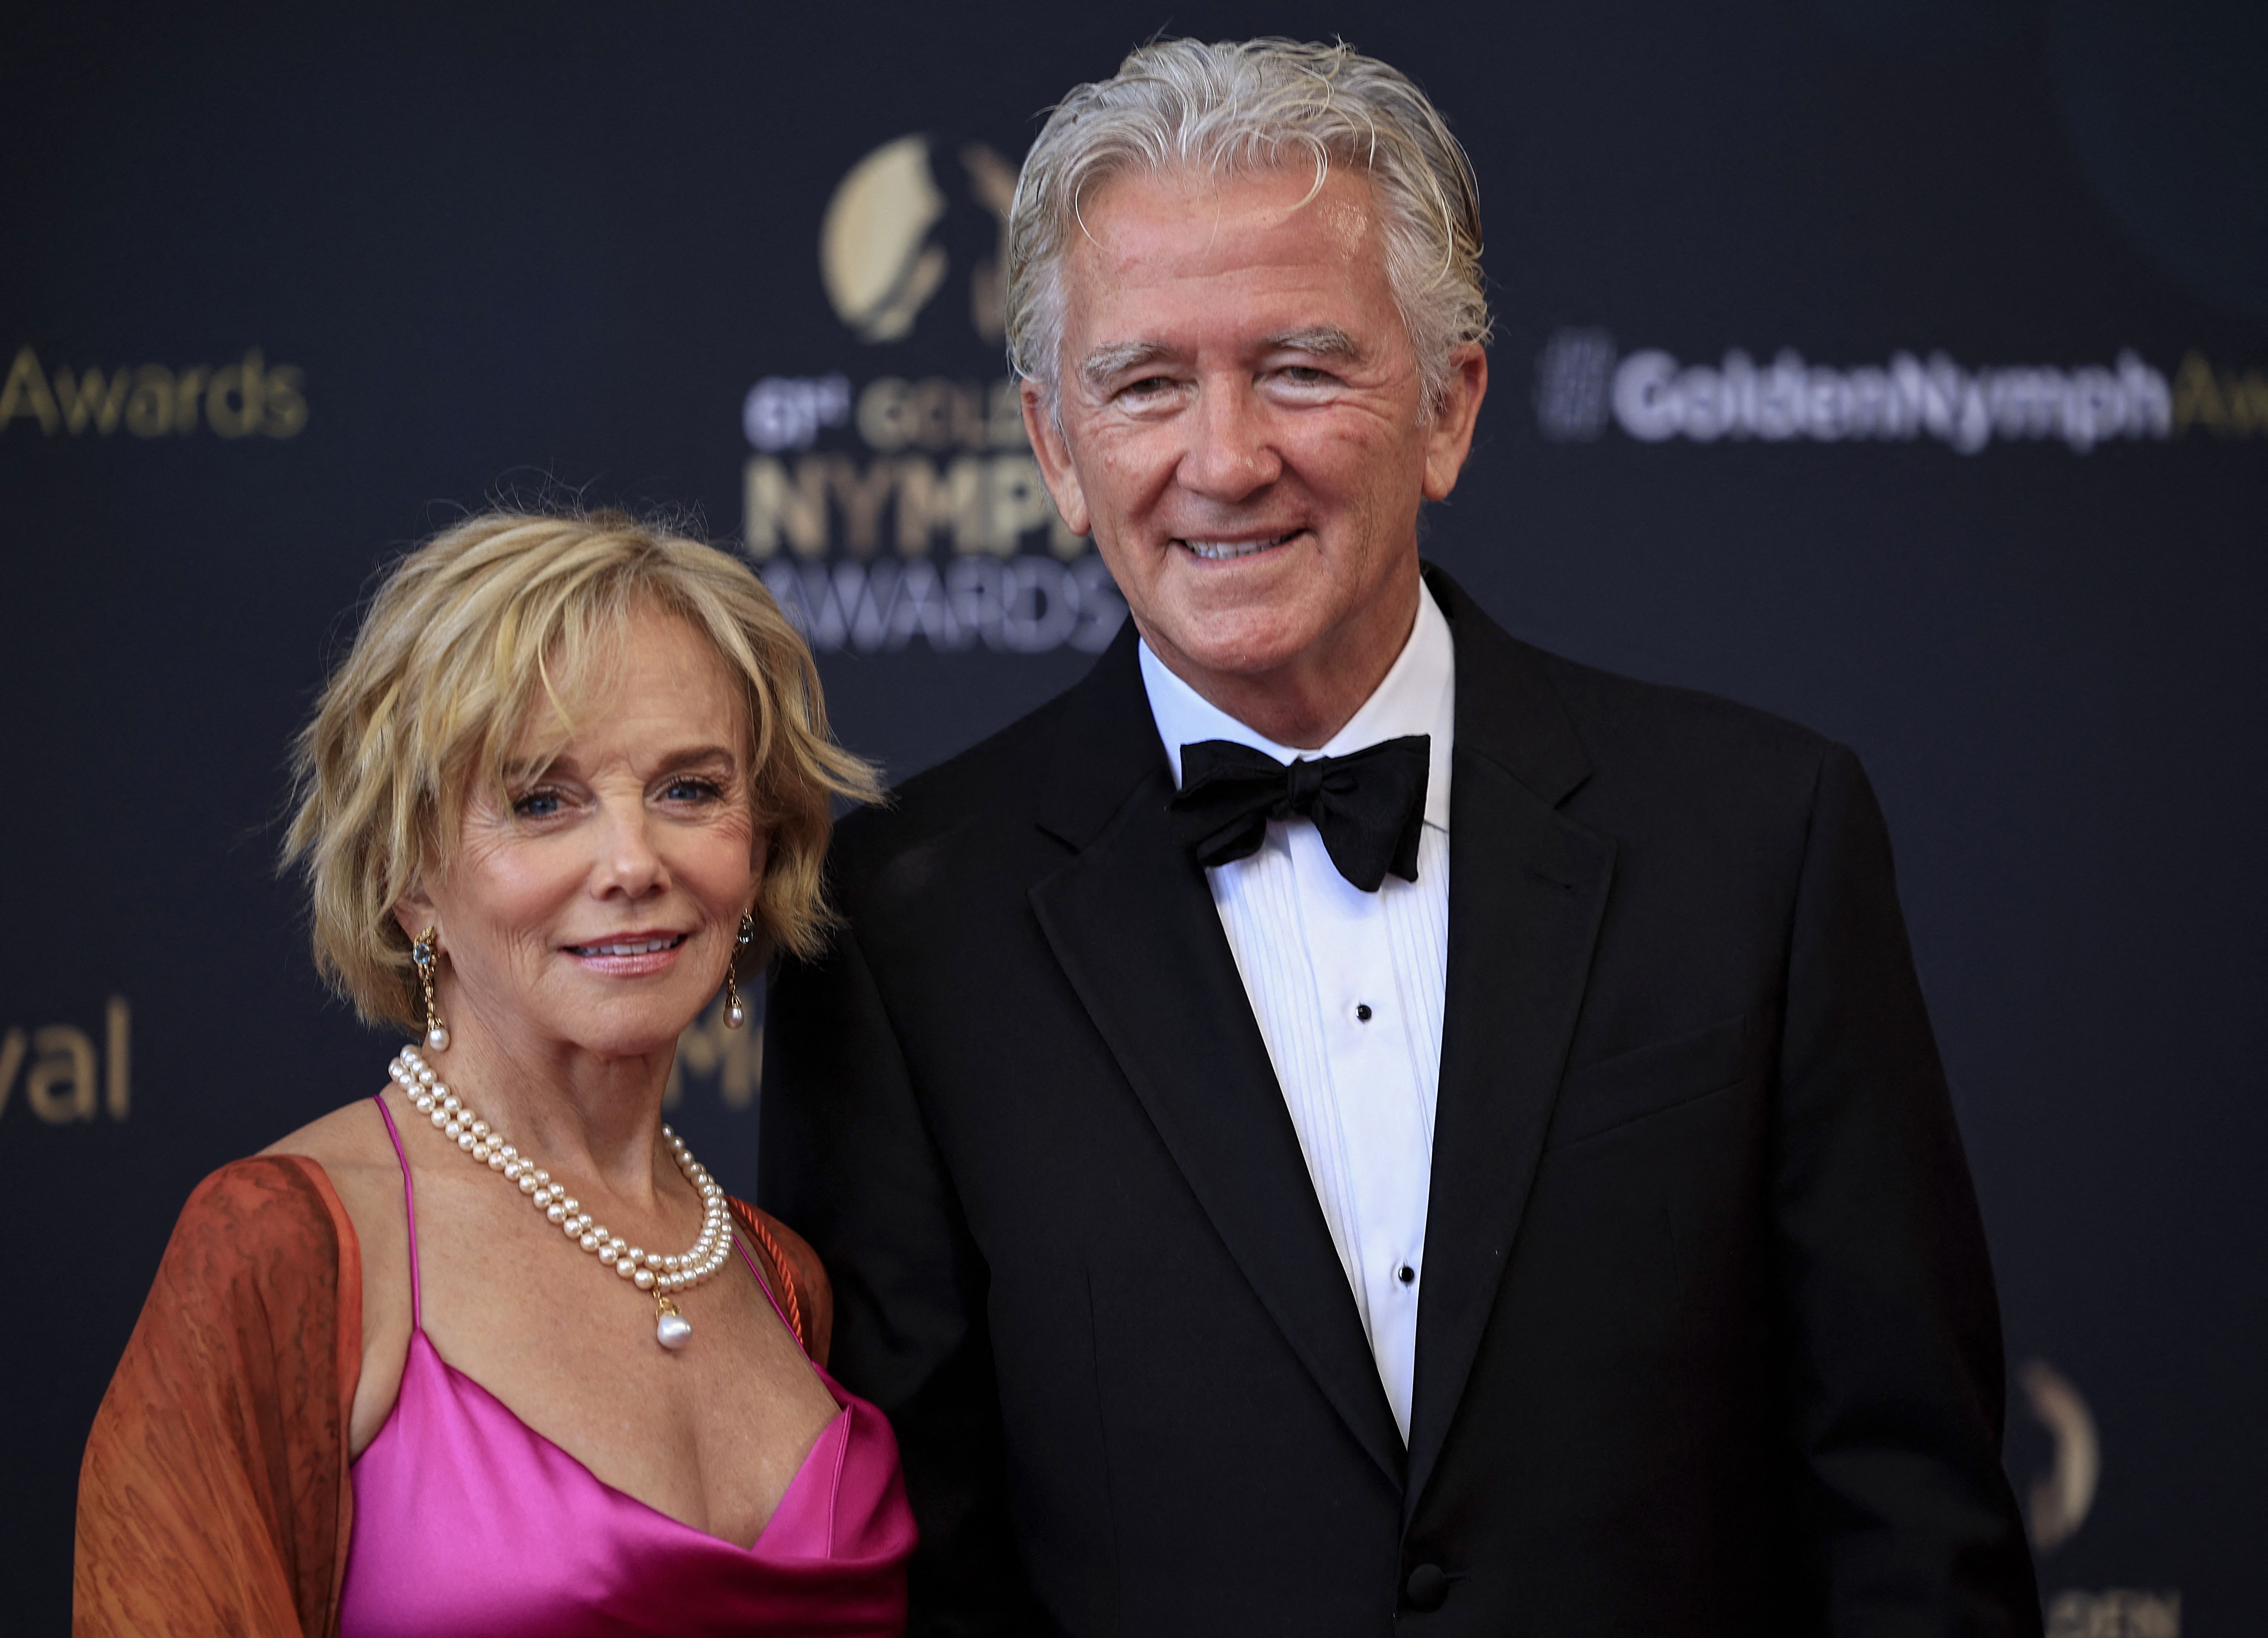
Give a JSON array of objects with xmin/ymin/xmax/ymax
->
[{"xmin": 338, "ymin": 1095, "xmax": 915, "ymax": 1636}]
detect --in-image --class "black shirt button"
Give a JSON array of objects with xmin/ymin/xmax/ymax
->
[
  {"xmin": 1355, "ymin": 1003, "xmax": 1374, "ymax": 1022},
  {"xmin": 1404, "ymin": 1562, "xmax": 1449, "ymax": 1610},
  {"xmin": 1397, "ymin": 1264, "xmax": 1416, "ymax": 1285}
]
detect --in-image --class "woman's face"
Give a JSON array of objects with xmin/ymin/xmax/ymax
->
[{"xmin": 403, "ymin": 605, "xmax": 762, "ymax": 1065}]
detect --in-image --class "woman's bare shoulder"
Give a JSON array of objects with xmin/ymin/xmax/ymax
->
[
  {"xmin": 261, "ymin": 1088, "xmax": 398, "ymax": 1172},
  {"xmin": 260, "ymin": 1089, "xmax": 410, "ymax": 1266}
]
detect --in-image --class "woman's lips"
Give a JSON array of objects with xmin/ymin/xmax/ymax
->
[{"xmin": 563, "ymin": 932, "xmax": 690, "ymax": 977}]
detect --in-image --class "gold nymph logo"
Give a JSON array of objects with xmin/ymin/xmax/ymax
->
[{"xmin": 820, "ymin": 136, "xmax": 1016, "ymax": 344}]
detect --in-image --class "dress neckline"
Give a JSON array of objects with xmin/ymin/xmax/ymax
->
[
  {"xmin": 393, "ymin": 1327, "xmax": 849, "ymax": 1554},
  {"xmin": 365, "ymin": 1090, "xmax": 842, "ymax": 1551}
]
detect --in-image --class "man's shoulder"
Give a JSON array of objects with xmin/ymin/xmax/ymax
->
[
  {"xmin": 1447, "ymin": 617, "xmax": 1851, "ymax": 896},
  {"xmin": 1438, "ymin": 575, "xmax": 1839, "ymax": 818},
  {"xmin": 827, "ymin": 668, "xmax": 1098, "ymax": 891},
  {"xmin": 1522, "ymin": 641, "xmax": 1832, "ymax": 769}
]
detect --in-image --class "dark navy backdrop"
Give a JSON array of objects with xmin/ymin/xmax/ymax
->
[{"xmin": 4, "ymin": 3, "xmax": 2261, "ymax": 1633}]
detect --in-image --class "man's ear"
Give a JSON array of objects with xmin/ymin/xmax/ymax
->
[
  {"xmin": 1421, "ymin": 344, "xmax": 1490, "ymax": 502},
  {"xmin": 1022, "ymin": 381, "xmax": 1092, "ymax": 538}
]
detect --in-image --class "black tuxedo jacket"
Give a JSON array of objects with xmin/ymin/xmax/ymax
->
[{"xmin": 763, "ymin": 568, "xmax": 2039, "ymax": 1638}]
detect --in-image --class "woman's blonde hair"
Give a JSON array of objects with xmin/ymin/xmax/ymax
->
[{"xmin": 282, "ymin": 506, "xmax": 880, "ymax": 1029}]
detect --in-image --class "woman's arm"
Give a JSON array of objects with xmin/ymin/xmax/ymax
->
[{"xmin": 74, "ymin": 1156, "xmax": 362, "ymax": 1638}]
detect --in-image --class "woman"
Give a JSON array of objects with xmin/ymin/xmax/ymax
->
[{"xmin": 74, "ymin": 508, "xmax": 913, "ymax": 1636}]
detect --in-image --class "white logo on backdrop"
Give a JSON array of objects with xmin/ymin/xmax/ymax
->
[
  {"xmin": 821, "ymin": 138, "xmax": 951, "ymax": 343},
  {"xmin": 1537, "ymin": 327, "xmax": 2175, "ymax": 454},
  {"xmin": 740, "ymin": 135, "xmax": 1126, "ymax": 658},
  {"xmin": 817, "ymin": 135, "xmax": 1018, "ymax": 346},
  {"xmin": 2020, "ymin": 1357, "xmax": 2100, "ymax": 1552}
]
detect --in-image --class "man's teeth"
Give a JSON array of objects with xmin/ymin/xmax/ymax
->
[
  {"xmin": 578, "ymin": 937, "xmax": 679, "ymax": 956},
  {"xmin": 1183, "ymin": 533, "xmax": 1293, "ymax": 561}
]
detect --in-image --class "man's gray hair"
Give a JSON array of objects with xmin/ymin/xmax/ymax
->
[{"xmin": 1006, "ymin": 38, "xmax": 1492, "ymax": 419}]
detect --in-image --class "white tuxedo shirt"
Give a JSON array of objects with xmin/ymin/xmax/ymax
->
[{"xmin": 1139, "ymin": 583, "xmax": 1455, "ymax": 1440}]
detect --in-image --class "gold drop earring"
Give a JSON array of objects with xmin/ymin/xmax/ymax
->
[
  {"xmin": 413, "ymin": 927, "xmax": 451, "ymax": 1051},
  {"xmin": 723, "ymin": 911, "xmax": 755, "ymax": 1030}
]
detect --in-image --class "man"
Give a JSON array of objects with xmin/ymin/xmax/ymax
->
[{"xmin": 763, "ymin": 38, "xmax": 2040, "ymax": 1638}]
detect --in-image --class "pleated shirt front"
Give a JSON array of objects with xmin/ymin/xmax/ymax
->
[{"xmin": 1138, "ymin": 585, "xmax": 1455, "ymax": 1442}]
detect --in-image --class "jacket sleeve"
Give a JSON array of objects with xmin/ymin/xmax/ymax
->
[
  {"xmin": 763, "ymin": 919, "xmax": 1039, "ymax": 1638},
  {"xmin": 1776, "ymin": 743, "xmax": 2042, "ymax": 1635},
  {"xmin": 75, "ymin": 1155, "xmax": 361, "ymax": 1638}
]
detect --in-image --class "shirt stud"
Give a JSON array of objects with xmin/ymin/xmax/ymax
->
[{"xmin": 1355, "ymin": 1003, "xmax": 1374, "ymax": 1022}]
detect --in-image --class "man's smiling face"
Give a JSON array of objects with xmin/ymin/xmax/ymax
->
[{"xmin": 1024, "ymin": 162, "xmax": 1484, "ymax": 742}]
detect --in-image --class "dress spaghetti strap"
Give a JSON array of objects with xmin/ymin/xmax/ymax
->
[
  {"xmin": 371, "ymin": 1090, "xmax": 793, "ymax": 1354},
  {"xmin": 371, "ymin": 1093, "xmax": 422, "ymax": 1331}
]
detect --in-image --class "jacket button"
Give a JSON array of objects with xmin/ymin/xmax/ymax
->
[{"xmin": 1404, "ymin": 1562, "xmax": 1449, "ymax": 1611}]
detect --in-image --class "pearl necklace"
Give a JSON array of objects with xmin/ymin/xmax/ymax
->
[{"xmin": 388, "ymin": 1046, "xmax": 733, "ymax": 1351}]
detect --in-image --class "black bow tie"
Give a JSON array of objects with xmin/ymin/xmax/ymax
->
[{"xmin": 1166, "ymin": 735, "xmax": 1431, "ymax": 892}]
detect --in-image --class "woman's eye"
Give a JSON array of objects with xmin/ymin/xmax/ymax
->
[
  {"xmin": 512, "ymin": 788, "xmax": 563, "ymax": 818},
  {"xmin": 663, "ymin": 777, "xmax": 725, "ymax": 802}
]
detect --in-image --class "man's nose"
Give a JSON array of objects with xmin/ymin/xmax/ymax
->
[{"xmin": 1177, "ymin": 378, "xmax": 1282, "ymax": 501}]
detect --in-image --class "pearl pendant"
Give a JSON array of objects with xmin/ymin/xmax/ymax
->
[
  {"xmin": 724, "ymin": 999, "xmax": 747, "ymax": 1030},
  {"xmin": 386, "ymin": 1046, "xmax": 734, "ymax": 1358}
]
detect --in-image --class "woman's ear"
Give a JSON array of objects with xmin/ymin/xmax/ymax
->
[{"xmin": 391, "ymin": 881, "xmax": 438, "ymax": 945}]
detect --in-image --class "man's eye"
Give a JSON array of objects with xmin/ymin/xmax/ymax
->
[
  {"xmin": 1277, "ymin": 365, "xmax": 1334, "ymax": 386},
  {"xmin": 1119, "ymin": 375, "xmax": 1176, "ymax": 400}
]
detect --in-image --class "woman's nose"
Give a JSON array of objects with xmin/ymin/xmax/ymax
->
[{"xmin": 592, "ymin": 802, "xmax": 667, "ymax": 896}]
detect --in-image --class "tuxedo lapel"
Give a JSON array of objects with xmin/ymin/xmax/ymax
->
[
  {"xmin": 1404, "ymin": 570, "xmax": 1617, "ymax": 1517},
  {"xmin": 1029, "ymin": 633, "xmax": 1406, "ymax": 1487}
]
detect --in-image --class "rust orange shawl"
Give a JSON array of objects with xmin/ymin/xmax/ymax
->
[{"xmin": 75, "ymin": 1154, "xmax": 830, "ymax": 1637}]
